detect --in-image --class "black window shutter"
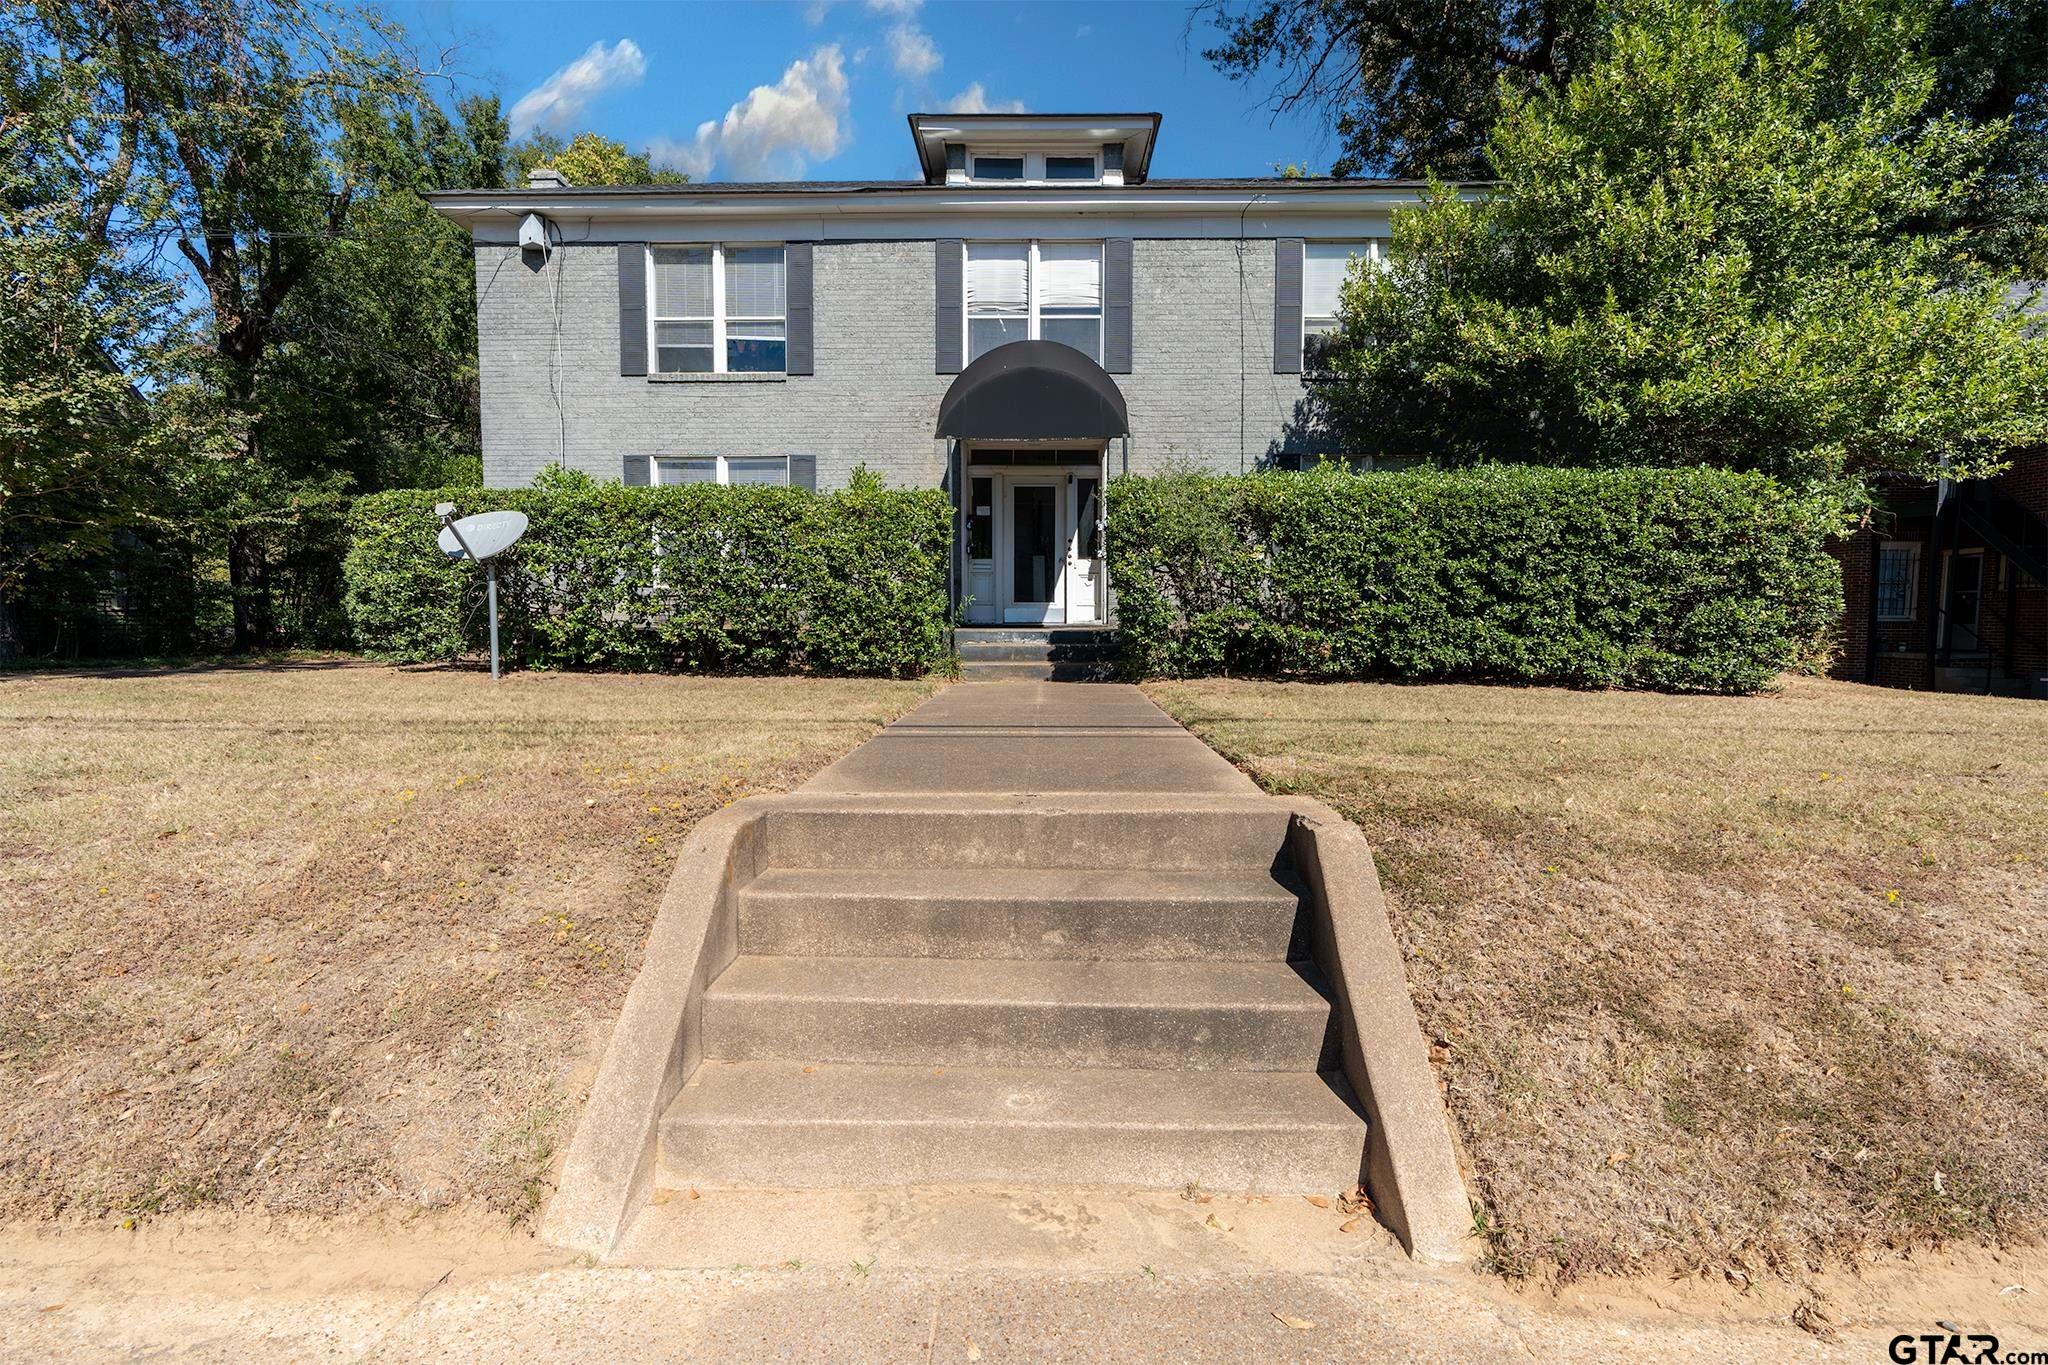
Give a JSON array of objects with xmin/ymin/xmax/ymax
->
[
  {"xmin": 1273, "ymin": 238, "xmax": 1303, "ymax": 374},
  {"xmin": 935, "ymin": 239, "xmax": 964, "ymax": 374},
  {"xmin": 623, "ymin": 455, "xmax": 651, "ymax": 486},
  {"xmin": 785, "ymin": 243, "xmax": 814, "ymax": 375},
  {"xmin": 618, "ymin": 244, "xmax": 647, "ymax": 377},
  {"xmin": 1104, "ymin": 238, "xmax": 1133, "ymax": 374},
  {"xmin": 788, "ymin": 454, "xmax": 818, "ymax": 492}
]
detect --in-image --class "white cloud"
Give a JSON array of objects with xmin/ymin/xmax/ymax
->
[
  {"xmin": 649, "ymin": 45, "xmax": 851, "ymax": 181},
  {"xmin": 886, "ymin": 22, "xmax": 941, "ymax": 80},
  {"xmin": 1076, "ymin": 23, "xmax": 1094, "ymax": 37},
  {"xmin": 802, "ymin": 0, "xmax": 836, "ymax": 23},
  {"xmin": 942, "ymin": 82, "xmax": 1026, "ymax": 115},
  {"xmin": 508, "ymin": 39, "xmax": 646, "ymax": 138},
  {"xmin": 864, "ymin": 0, "xmax": 921, "ymax": 13}
]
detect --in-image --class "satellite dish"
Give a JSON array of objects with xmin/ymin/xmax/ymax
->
[
  {"xmin": 434, "ymin": 508, "xmax": 530, "ymax": 682},
  {"xmin": 439, "ymin": 510, "xmax": 528, "ymax": 562}
]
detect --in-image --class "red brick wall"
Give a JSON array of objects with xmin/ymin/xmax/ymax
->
[{"xmin": 1833, "ymin": 454, "xmax": 2046, "ymax": 692}]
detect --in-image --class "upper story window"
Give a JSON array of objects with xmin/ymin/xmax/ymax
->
[
  {"xmin": 650, "ymin": 244, "xmax": 786, "ymax": 374},
  {"xmin": 1303, "ymin": 240, "xmax": 1388, "ymax": 339},
  {"xmin": 965, "ymin": 241, "xmax": 1102, "ymax": 365},
  {"xmin": 966, "ymin": 150, "xmax": 1101, "ymax": 184},
  {"xmin": 971, "ymin": 153, "xmax": 1025, "ymax": 180}
]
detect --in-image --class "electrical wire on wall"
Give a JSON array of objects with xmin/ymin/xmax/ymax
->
[
  {"xmin": 540, "ymin": 218, "xmax": 568, "ymax": 470},
  {"xmin": 1236, "ymin": 192, "xmax": 1267, "ymax": 474}
]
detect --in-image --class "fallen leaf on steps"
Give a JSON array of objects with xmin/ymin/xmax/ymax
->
[
  {"xmin": 1273, "ymin": 1312, "xmax": 1314, "ymax": 1331},
  {"xmin": 1204, "ymin": 1213, "xmax": 1232, "ymax": 1233},
  {"xmin": 966, "ymin": 1339, "xmax": 982, "ymax": 1361},
  {"xmin": 1303, "ymin": 1195, "xmax": 1330, "ymax": 1209},
  {"xmin": 1339, "ymin": 1218, "xmax": 1360, "ymax": 1234},
  {"xmin": 651, "ymin": 1190, "xmax": 673, "ymax": 1206}
]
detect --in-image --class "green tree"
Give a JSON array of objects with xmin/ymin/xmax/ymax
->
[
  {"xmin": 0, "ymin": 1, "xmax": 215, "ymax": 651},
  {"xmin": 14, "ymin": 0, "xmax": 470, "ymax": 647},
  {"xmin": 509, "ymin": 130, "xmax": 685, "ymax": 187},
  {"xmin": 1198, "ymin": 0, "xmax": 1601, "ymax": 178},
  {"xmin": 1200, "ymin": 0, "xmax": 2047, "ymax": 269},
  {"xmin": 1309, "ymin": 0, "xmax": 2048, "ymax": 486}
]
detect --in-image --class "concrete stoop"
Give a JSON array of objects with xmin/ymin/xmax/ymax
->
[
  {"xmin": 540, "ymin": 791, "xmax": 1474, "ymax": 1267},
  {"xmin": 956, "ymin": 627, "xmax": 1117, "ymax": 682}
]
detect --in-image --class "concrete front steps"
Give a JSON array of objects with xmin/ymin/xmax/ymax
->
[
  {"xmin": 956, "ymin": 626, "xmax": 1117, "ymax": 681},
  {"xmin": 658, "ymin": 805, "xmax": 1365, "ymax": 1194}
]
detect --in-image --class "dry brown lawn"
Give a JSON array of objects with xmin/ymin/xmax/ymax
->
[
  {"xmin": 1148, "ymin": 675, "xmax": 2048, "ymax": 1282},
  {"xmin": 0, "ymin": 661, "xmax": 932, "ymax": 1223}
]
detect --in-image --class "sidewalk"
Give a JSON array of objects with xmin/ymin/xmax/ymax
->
[
  {"xmin": 801, "ymin": 680, "xmax": 1258, "ymax": 795},
  {"xmin": 4, "ymin": 1192, "xmax": 1970, "ymax": 1362}
]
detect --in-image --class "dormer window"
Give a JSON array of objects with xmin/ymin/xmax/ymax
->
[{"xmin": 912, "ymin": 114, "xmax": 1158, "ymax": 186}]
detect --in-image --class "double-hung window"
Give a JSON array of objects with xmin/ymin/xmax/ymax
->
[
  {"xmin": 649, "ymin": 244, "xmax": 786, "ymax": 374},
  {"xmin": 652, "ymin": 455, "xmax": 791, "ymax": 487},
  {"xmin": 965, "ymin": 241, "xmax": 1102, "ymax": 365},
  {"xmin": 1876, "ymin": 542, "xmax": 1920, "ymax": 620}
]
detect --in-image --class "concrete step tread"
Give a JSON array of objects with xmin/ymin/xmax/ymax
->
[
  {"xmin": 667, "ymin": 1061, "xmax": 1365, "ymax": 1134},
  {"xmin": 744, "ymin": 866, "xmax": 1302, "ymax": 907},
  {"xmin": 958, "ymin": 661, "xmax": 1113, "ymax": 681},
  {"xmin": 706, "ymin": 954, "xmax": 1330, "ymax": 1013}
]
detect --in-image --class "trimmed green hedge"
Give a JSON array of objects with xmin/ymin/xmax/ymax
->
[
  {"xmin": 1105, "ymin": 465, "xmax": 1843, "ymax": 693},
  {"xmin": 344, "ymin": 469, "xmax": 950, "ymax": 676}
]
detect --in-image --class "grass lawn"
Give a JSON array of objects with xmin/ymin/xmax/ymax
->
[
  {"xmin": 1149, "ymin": 675, "xmax": 2048, "ymax": 1282},
  {"xmin": 0, "ymin": 661, "xmax": 933, "ymax": 1223}
]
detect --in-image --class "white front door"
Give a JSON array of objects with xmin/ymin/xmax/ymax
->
[
  {"xmin": 999, "ymin": 476, "xmax": 1066, "ymax": 624},
  {"xmin": 1064, "ymin": 471, "xmax": 1103, "ymax": 625}
]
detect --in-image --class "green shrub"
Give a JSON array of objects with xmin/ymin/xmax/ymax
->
[
  {"xmin": 343, "ymin": 469, "xmax": 951, "ymax": 676},
  {"xmin": 1106, "ymin": 464, "xmax": 1844, "ymax": 693}
]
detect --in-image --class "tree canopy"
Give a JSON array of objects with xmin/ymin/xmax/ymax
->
[
  {"xmin": 1202, "ymin": 0, "xmax": 2048, "ymax": 271},
  {"xmin": 510, "ymin": 131, "xmax": 686, "ymax": 187},
  {"xmin": 1307, "ymin": 0, "xmax": 2048, "ymax": 487}
]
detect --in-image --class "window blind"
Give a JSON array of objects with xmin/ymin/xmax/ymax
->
[
  {"xmin": 1303, "ymin": 242, "xmax": 1366, "ymax": 318},
  {"xmin": 965, "ymin": 243, "xmax": 1028, "ymax": 313},
  {"xmin": 724, "ymin": 247, "xmax": 785, "ymax": 318},
  {"xmin": 653, "ymin": 247, "xmax": 713, "ymax": 317},
  {"xmin": 1037, "ymin": 243, "xmax": 1101, "ymax": 310}
]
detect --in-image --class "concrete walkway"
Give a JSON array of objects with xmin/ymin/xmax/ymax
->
[{"xmin": 803, "ymin": 681, "xmax": 1257, "ymax": 795}]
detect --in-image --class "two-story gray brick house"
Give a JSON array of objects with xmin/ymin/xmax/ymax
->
[{"xmin": 429, "ymin": 112, "xmax": 1446, "ymax": 626}]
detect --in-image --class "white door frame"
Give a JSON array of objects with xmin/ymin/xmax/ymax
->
[
  {"xmin": 997, "ymin": 473, "xmax": 1066, "ymax": 624},
  {"xmin": 963, "ymin": 444, "xmax": 1111, "ymax": 627}
]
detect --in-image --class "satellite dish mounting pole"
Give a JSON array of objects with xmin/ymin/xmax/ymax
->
[
  {"xmin": 436, "ymin": 503, "xmax": 525, "ymax": 683},
  {"xmin": 486, "ymin": 560, "xmax": 501, "ymax": 681}
]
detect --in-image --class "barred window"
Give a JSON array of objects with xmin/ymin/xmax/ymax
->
[{"xmin": 1876, "ymin": 543, "xmax": 1920, "ymax": 620}]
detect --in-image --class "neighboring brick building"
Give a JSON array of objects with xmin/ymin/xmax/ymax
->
[{"xmin": 1836, "ymin": 451, "xmax": 2048, "ymax": 697}]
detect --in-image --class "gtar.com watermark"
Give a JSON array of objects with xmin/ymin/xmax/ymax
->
[{"xmin": 1888, "ymin": 1328, "xmax": 2048, "ymax": 1364}]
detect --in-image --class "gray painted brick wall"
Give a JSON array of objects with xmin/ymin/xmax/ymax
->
[{"xmin": 475, "ymin": 238, "xmax": 1312, "ymax": 489}]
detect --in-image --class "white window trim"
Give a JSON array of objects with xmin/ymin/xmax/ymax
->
[
  {"xmin": 968, "ymin": 149, "xmax": 1100, "ymax": 185},
  {"xmin": 646, "ymin": 243, "xmax": 786, "ymax": 375},
  {"xmin": 1875, "ymin": 540, "xmax": 1921, "ymax": 621},
  {"xmin": 650, "ymin": 455, "xmax": 791, "ymax": 487},
  {"xmin": 963, "ymin": 240, "xmax": 1104, "ymax": 363},
  {"xmin": 1303, "ymin": 239, "xmax": 1387, "ymax": 340}
]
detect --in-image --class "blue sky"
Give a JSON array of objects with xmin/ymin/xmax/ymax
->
[{"xmin": 390, "ymin": 0, "xmax": 1335, "ymax": 182}]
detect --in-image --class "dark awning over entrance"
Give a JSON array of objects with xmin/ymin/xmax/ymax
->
[{"xmin": 935, "ymin": 340, "xmax": 1129, "ymax": 441}]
